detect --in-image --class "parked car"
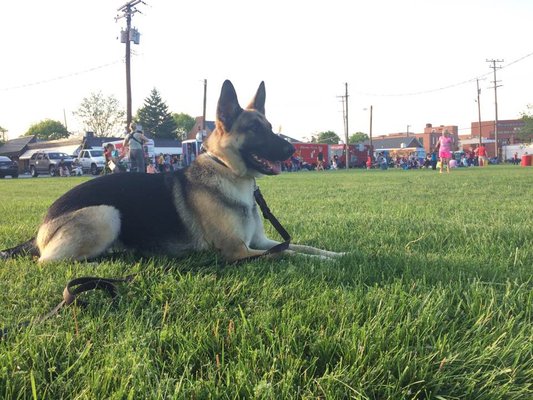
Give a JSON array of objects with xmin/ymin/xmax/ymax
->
[
  {"xmin": 77, "ymin": 148, "xmax": 106, "ymax": 175},
  {"xmin": 29, "ymin": 151, "xmax": 74, "ymax": 177},
  {"xmin": 0, "ymin": 156, "xmax": 19, "ymax": 178}
]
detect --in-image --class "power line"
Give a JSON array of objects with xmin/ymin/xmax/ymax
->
[
  {"xmin": 0, "ymin": 59, "xmax": 124, "ymax": 92},
  {"xmin": 355, "ymin": 50, "xmax": 533, "ymax": 97}
]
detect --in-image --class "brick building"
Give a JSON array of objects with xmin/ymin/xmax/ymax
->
[
  {"xmin": 454, "ymin": 119, "xmax": 524, "ymax": 158},
  {"xmin": 471, "ymin": 119, "xmax": 524, "ymax": 147}
]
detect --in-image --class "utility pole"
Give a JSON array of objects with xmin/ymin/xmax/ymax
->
[
  {"xmin": 486, "ymin": 59, "xmax": 503, "ymax": 161},
  {"xmin": 117, "ymin": 0, "xmax": 145, "ymax": 130},
  {"xmin": 476, "ymin": 78, "xmax": 483, "ymax": 147},
  {"xmin": 345, "ymin": 83, "xmax": 349, "ymax": 169},
  {"xmin": 63, "ymin": 108, "xmax": 68, "ymax": 131},
  {"xmin": 337, "ymin": 83, "xmax": 350, "ymax": 168},
  {"xmin": 202, "ymin": 79, "xmax": 207, "ymax": 134},
  {"xmin": 406, "ymin": 125, "xmax": 410, "ymax": 137},
  {"xmin": 369, "ymin": 105, "xmax": 373, "ymax": 157}
]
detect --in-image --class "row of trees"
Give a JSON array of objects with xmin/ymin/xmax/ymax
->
[
  {"xmin": 309, "ymin": 131, "xmax": 369, "ymax": 144},
  {"xmin": 19, "ymin": 88, "xmax": 196, "ymax": 141},
  {"xmin": 4, "ymin": 91, "xmax": 533, "ymax": 143}
]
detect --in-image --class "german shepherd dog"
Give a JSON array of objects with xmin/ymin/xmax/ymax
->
[{"xmin": 1, "ymin": 81, "xmax": 344, "ymax": 263}]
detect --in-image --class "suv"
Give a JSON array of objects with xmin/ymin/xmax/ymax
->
[
  {"xmin": 0, "ymin": 156, "xmax": 19, "ymax": 178},
  {"xmin": 29, "ymin": 151, "xmax": 74, "ymax": 177},
  {"xmin": 77, "ymin": 148, "xmax": 106, "ymax": 175}
]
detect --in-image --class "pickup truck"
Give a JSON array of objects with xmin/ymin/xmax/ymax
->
[
  {"xmin": 29, "ymin": 151, "xmax": 74, "ymax": 177},
  {"xmin": 77, "ymin": 148, "xmax": 106, "ymax": 175}
]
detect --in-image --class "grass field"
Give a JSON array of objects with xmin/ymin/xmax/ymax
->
[{"xmin": 0, "ymin": 166, "xmax": 532, "ymax": 399}]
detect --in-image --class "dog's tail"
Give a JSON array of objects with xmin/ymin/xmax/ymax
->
[{"xmin": 0, "ymin": 238, "xmax": 39, "ymax": 260}]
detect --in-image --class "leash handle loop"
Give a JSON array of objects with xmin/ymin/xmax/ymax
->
[{"xmin": 1, "ymin": 275, "xmax": 135, "ymax": 340}]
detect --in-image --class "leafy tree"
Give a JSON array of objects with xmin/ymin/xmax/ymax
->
[
  {"xmin": 311, "ymin": 131, "xmax": 341, "ymax": 144},
  {"xmin": 348, "ymin": 132, "xmax": 369, "ymax": 144},
  {"xmin": 172, "ymin": 113, "xmax": 195, "ymax": 141},
  {"xmin": 24, "ymin": 119, "xmax": 69, "ymax": 140},
  {"xmin": 518, "ymin": 105, "xmax": 533, "ymax": 143},
  {"xmin": 74, "ymin": 91, "xmax": 125, "ymax": 137},
  {"xmin": 136, "ymin": 88, "xmax": 178, "ymax": 139}
]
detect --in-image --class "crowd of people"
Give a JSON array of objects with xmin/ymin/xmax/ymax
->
[
  {"xmin": 99, "ymin": 126, "xmax": 521, "ymax": 176},
  {"xmin": 368, "ymin": 131, "xmax": 498, "ymax": 173},
  {"xmin": 102, "ymin": 122, "xmax": 184, "ymax": 175}
]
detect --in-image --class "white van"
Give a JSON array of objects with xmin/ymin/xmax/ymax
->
[{"xmin": 77, "ymin": 149, "xmax": 106, "ymax": 175}]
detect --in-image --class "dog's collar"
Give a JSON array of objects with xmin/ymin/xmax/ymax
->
[{"xmin": 201, "ymin": 146, "xmax": 228, "ymax": 168}]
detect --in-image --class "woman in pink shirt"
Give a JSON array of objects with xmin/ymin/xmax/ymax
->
[{"xmin": 435, "ymin": 130, "xmax": 453, "ymax": 173}]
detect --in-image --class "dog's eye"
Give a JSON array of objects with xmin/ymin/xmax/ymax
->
[{"xmin": 249, "ymin": 121, "xmax": 261, "ymax": 132}]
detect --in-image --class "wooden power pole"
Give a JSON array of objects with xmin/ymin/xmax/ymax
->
[
  {"xmin": 337, "ymin": 83, "xmax": 350, "ymax": 168},
  {"xmin": 344, "ymin": 83, "xmax": 349, "ymax": 169},
  {"xmin": 486, "ymin": 59, "xmax": 503, "ymax": 160},
  {"xmin": 369, "ymin": 105, "xmax": 373, "ymax": 157},
  {"xmin": 476, "ymin": 78, "xmax": 483, "ymax": 147},
  {"xmin": 202, "ymin": 79, "xmax": 207, "ymax": 133},
  {"xmin": 117, "ymin": 0, "xmax": 145, "ymax": 130}
]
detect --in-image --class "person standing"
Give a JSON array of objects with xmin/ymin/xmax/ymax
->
[
  {"xmin": 316, "ymin": 151, "xmax": 324, "ymax": 171},
  {"xmin": 435, "ymin": 130, "xmax": 453, "ymax": 173},
  {"xmin": 366, "ymin": 154, "xmax": 373, "ymax": 170},
  {"xmin": 124, "ymin": 123, "xmax": 149, "ymax": 172},
  {"xmin": 476, "ymin": 143, "xmax": 488, "ymax": 167},
  {"xmin": 104, "ymin": 143, "xmax": 116, "ymax": 174},
  {"xmin": 157, "ymin": 153, "xmax": 165, "ymax": 173}
]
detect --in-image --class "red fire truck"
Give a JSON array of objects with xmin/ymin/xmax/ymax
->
[
  {"xmin": 329, "ymin": 144, "xmax": 369, "ymax": 168},
  {"xmin": 292, "ymin": 143, "xmax": 369, "ymax": 169},
  {"xmin": 292, "ymin": 143, "xmax": 329, "ymax": 168}
]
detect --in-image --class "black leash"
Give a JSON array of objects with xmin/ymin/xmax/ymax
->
[
  {"xmin": 1, "ymin": 179, "xmax": 290, "ymax": 340},
  {"xmin": 253, "ymin": 185, "xmax": 291, "ymax": 254}
]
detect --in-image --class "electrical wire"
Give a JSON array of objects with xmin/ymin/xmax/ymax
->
[
  {"xmin": 354, "ymin": 50, "xmax": 533, "ymax": 97},
  {"xmin": 0, "ymin": 59, "xmax": 124, "ymax": 92}
]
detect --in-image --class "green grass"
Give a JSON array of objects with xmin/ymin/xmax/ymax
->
[{"xmin": 0, "ymin": 167, "xmax": 532, "ymax": 399}]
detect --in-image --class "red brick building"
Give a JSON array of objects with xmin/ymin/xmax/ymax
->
[
  {"xmin": 458, "ymin": 119, "xmax": 524, "ymax": 158},
  {"xmin": 471, "ymin": 119, "xmax": 524, "ymax": 145}
]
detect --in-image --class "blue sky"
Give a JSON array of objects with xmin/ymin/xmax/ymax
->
[{"xmin": 1, "ymin": 0, "xmax": 532, "ymax": 141}]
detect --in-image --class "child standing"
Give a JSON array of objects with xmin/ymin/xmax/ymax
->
[{"xmin": 435, "ymin": 130, "xmax": 453, "ymax": 173}]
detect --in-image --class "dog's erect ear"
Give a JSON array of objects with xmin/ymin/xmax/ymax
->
[
  {"xmin": 247, "ymin": 81, "xmax": 266, "ymax": 115},
  {"xmin": 217, "ymin": 80, "xmax": 243, "ymax": 132}
]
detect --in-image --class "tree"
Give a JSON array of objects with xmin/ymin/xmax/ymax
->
[
  {"xmin": 74, "ymin": 91, "xmax": 125, "ymax": 137},
  {"xmin": 311, "ymin": 131, "xmax": 341, "ymax": 144},
  {"xmin": 518, "ymin": 105, "xmax": 533, "ymax": 143},
  {"xmin": 172, "ymin": 113, "xmax": 195, "ymax": 141},
  {"xmin": 136, "ymin": 88, "xmax": 178, "ymax": 139},
  {"xmin": 24, "ymin": 119, "xmax": 69, "ymax": 140},
  {"xmin": 348, "ymin": 132, "xmax": 369, "ymax": 144}
]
